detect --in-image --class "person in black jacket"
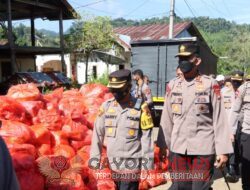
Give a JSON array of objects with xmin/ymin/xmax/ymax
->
[{"xmin": 0, "ymin": 122, "xmax": 19, "ymax": 190}]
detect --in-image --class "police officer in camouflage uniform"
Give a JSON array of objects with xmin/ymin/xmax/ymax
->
[
  {"xmin": 230, "ymin": 80, "xmax": 250, "ymax": 190},
  {"xmin": 90, "ymin": 69, "xmax": 154, "ymax": 190},
  {"xmin": 157, "ymin": 43, "xmax": 233, "ymax": 190},
  {"xmin": 0, "ymin": 136, "xmax": 19, "ymax": 190}
]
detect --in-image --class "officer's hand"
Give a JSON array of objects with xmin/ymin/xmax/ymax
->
[
  {"xmin": 230, "ymin": 134, "xmax": 235, "ymax": 143},
  {"xmin": 214, "ymin": 155, "xmax": 228, "ymax": 169},
  {"xmin": 159, "ymin": 148, "xmax": 169, "ymax": 161}
]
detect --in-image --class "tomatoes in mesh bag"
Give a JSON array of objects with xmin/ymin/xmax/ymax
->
[
  {"xmin": 76, "ymin": 150, "xmax": 90, "ymax": 168},
  {"xmin": 70, "ymin": 129, "xmax": 92, "ymax": 151},
  {"xmin": 16, "ymin": 170, "xmax": 44, "ymax": 190},
  {"xmin": 62, "ymin": 89, "xmax": 82, "ymax": 99},
  {"xmin": 12, "ymin": 152, "xmax": 35, "ymax": 171},
  {"xmin": 62, "ymin": 117, "xmax": 88, "ymax": 141},
  {"xmin": 54, "ymin": 144, "xmax": 76, "ymax": 159},
  {"xmin": 0, "ymin": 120, "xmax": 35, "ymax": 144},
  {"xmin": 37, "ymin": 144, "xmax": 52, "ymax": 156},
  {"xmin": 83, "ymin": 97, "xmax": 104, "ymax": 108},
  {"xmin": 7, "ymin": 83, "xmax": 41, "ymax": 102},
  {"xmin": 79, "ymin": 145, "xmax": 91, "ymax": 155},
  {"xmin": 103, "ymin": 93, "xmax": 114, "ymax": 101},
  {"xmin": 84, "ymin": 112, "xmax": 98, "ymax": 130},
  {"xmin": 8, "ymin": 143, "xmax": 37, "ymax": 158},
  {"xmin": 59, "ymin": 97, "xmax": 88, "ymax": 118},
  {"xmin": 43, "ymin": 87, "xmax": 64, "ymax": 107},
  {"xmin": 51, "ymin": 131, "xmax": 69, "ymax": 146},
  {"xmin": 20, "ymin": 101, "xmax": 44, "ymax": 117},
  {"xmin": 83, "ymin": 169, "xmax": 97, "ymax": 190},
  {"xmin": 80, "ymin": 84, "xmax": 109, "ymax": 99},
  {"xmin": 145, "ymin": 170, "xmax": 165, "ymax": 188},
  {"xmin": 34, "ymin": 109, "xmax": 63, "ymax": 130},
  {"xmin": 97, "ymin": 179, "xmax": 116, "ymax": 190},
  {"xmin": 0, "ymin": 96, "xmax": 31, "ymax": 124},
  {"xmin": 46, "ymin": 173, "xmax": 86, "ymax": 190},
  {"xmin": 139, "ymin": 180, "xmax": 149, "ymax": 190},
  {"xmin": 30, "ymin": 124, "xmax": 51, "ymax": 145}
]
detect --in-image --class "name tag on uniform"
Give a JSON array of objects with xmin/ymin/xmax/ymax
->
[
  {"xmin": 105, "ymin": 115, "xmax": 117, "ymax": 119},
  {"xmin": 195, "ymin": 96, "xmax": 210, "ymax": 103},
  {"xmin": 195, "ymin": 92, "xmax": 209, "ymax": 96},
  {"xmin": 171, "ymin": 96, "xmax": 183, "ymax": 104},
  {"xmin": 224, "ymin": 98, "xmax": 231, "ymax": 103},
  {"xmin": 127, "ymin": 116, "xmax": 140, "ymax": 121}
]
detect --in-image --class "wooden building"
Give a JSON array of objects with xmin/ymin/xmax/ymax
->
[{"xmin": 0, "ymin": 0, "xmax": 77, "ymax": 81}]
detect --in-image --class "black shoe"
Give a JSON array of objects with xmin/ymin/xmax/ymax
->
[{"xmin": 225, "ymin": 172, "xmax": 239, "ymax": 183}]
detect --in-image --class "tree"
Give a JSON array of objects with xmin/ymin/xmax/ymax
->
[{"xmin": 65, "ymin": 15, "xmax": 114, "ymax": 83}]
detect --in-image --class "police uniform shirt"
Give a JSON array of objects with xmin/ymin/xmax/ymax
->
[
  {"xmin": 90, "ymin": 98, "xmax": 154, "ymax": 171},
  {"xmin": 135, "ymin": 83, "xmax": 153, "ymax": 105},
  {"xmin": 230, "ymin": 81, "xmax": 250, "ymax": 135},
  {"xmin": 221, "ymin": 86, "xmax": 235, "ymax": 120},
  {"xmin": 157, "ymin": 75, "xmax": 233, "ymax": 155}
]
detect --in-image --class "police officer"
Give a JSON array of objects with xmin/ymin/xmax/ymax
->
[
  {"xmin": 231, "ymin": 71, "xmax": 244, "ymax": 92},
  {"xmin": 132, "ymin": 69, "xmax": 153, "ymax": 105},
  {"xmin": 90, "ymin": 69, "xmax": 154, "ymax": 190},
  {"xmin": 225, "ymin": 71, "xmax": 244, "ymax": 182},
  {"xmin": 221, "ymin": 77, "xmax": 239, "ymax": 182},
  {"xmin": 230, "ymin": 80, "xmax": 250, "ymax": 190},
  {"xmin": 157, "ymin": 43, "xmax": 233, "ymax": 190},
  {"xmin": 0, "ymin": 136, "xmax": 19, "ymax": 190}
]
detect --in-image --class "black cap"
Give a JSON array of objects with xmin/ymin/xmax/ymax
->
[
  {"xmin": 231, "ymin": 70, "xmax": 244, "ymax": 81},
  {"xmin": 175, "ymin": 43, "xmax": 198, "ymax": 57},
  {"xmin": 107, "ymin": 69, "xmax": 131, "ymax": 89}
]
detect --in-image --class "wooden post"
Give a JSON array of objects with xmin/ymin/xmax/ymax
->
[
  {"xmin": 7, "ymin": 0, "xmax": 17, "ymax": 73},
  {"xmin": 31, "ymin": 15, "xmax": 35, "ymax": 47},
  {"xmin": 59, "ymin": 8, "xmax": 66, "ymax": 73}
]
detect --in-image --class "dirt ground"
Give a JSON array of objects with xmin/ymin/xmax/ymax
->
[
  {"xmin": 151, "ymin": 170, "xmax": 241, "ymax": 190},
  {"xmin": 152, "ymin": 128, "xmax": 242, "ymax": 190}
]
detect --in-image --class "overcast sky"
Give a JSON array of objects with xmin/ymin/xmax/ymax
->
[{"xmin": 13, "ymin": 0, "xmax": 250, "ymax": 32}]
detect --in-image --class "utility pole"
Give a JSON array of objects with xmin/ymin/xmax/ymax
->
[{"xmin": 169, "ymin": 0, "xmax": 175, "ymax": 39}]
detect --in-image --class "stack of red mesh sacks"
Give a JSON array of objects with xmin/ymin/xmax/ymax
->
[{"xmin": 0, "ymin": 83, "xmax": 168, "ymax": 190}]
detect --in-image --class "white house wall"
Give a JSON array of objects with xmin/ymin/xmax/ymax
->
[{"xmin": 77, "ymin": 60, "xmax": 118, "ymax": 84}]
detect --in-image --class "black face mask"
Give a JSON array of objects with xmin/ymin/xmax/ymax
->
[
  {"xmin": 110, "ymin": 87, "xmax": 130, "ymax": 101},
  {"xmin": 178, "ymin": 60, "xmax": 194, "ymax": 74},
  {"xmin": 232, "ymin": 81, "xmax": 242, "ymax": 89}
]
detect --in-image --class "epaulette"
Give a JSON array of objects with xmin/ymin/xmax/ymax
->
[{"xmin": 98, "ymin": 98, "xmax": 114, "ymax": 116}]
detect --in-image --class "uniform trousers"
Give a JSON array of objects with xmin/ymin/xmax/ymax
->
[
  {"xmin": 168, "ymin": 152, "xmax": 215, "ymax": 190},
  {"xmin": 115, "ymin": 181, "xmax": 139, "ymax": 190},
  {"xmin": 241, "ymin": 132, "xmax": 250, "ymax": 190}
]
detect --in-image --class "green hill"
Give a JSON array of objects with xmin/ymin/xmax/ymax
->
[{"xmin": 111, "ymin": 16, "xmax": 250, "ymax": 75}]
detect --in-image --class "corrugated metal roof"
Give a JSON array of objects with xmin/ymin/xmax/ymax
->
[{"xmin": 114, "ymin": 22, "xmax": 192, "ymax": 41}]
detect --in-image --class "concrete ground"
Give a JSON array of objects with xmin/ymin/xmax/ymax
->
[
  {"xmin": 152, "ymin": 128, "xmax": 242, "ymax": 190},
  {"xmin": 151, "ymin": 171, "xmax": 241, "ymax": 190}
]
